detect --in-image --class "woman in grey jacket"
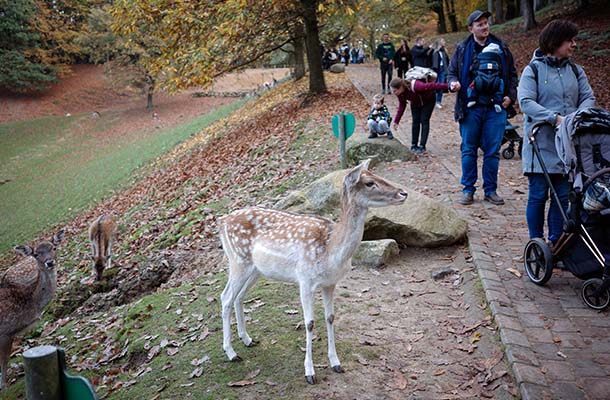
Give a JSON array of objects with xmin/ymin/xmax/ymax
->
[{"xmin": 518, "ymin": 20, "xmax": 596, "ymax": 244}]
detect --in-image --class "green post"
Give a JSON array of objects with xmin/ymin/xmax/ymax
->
[
  {"xmin": 23, "ymin": 345, "xmax": 61, "ymax": 400},
  {"xmin": 339, "ymin": 111, "xmax": 347, "ymax": 168}
]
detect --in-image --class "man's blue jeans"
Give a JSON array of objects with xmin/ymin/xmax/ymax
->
[
  {"xmin": 526, "ymin": 173, "xmax": 570, "ymax": 242},
  {"xmin": 436, "ymin": 69, "xmax": 446, "ymax": 104},
  {"xmin": 459, "ymin": 105, "xmax": 506, "ymax": 195}
]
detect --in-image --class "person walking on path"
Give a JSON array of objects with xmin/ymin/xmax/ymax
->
[
  {"xmin": 411, "ymin": 37, "xmax": 433, "ymax": 68},
  {"xmin": 448, "ymin": 10, "xmax": 518, "ymax": 206},
  {"xmin": 394, "ymin": 39, "xmax": 413, "ymax": 80},
  {"xmin": 518, "ymin": 20, "xmax": 595, "ymax": 244},
  {"xmin": 376, "ymin": 33, "xmax": 395, "ymax": 94},
  {"xmin": 390, "ymin": 76, "xmax": 449, "ymax": 154},
  {"xmin": 432, "ymin": 38, "xmax": 449, "ymax": 109}
]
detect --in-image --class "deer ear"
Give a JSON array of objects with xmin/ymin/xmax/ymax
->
[
  {"xmin": 14, "ymin": 245, "xmax": 33, "ymax": 257},
  {"xmin": 53, "ymin": 229, "xmax": 65, "ymax": 245},
  {"xmin": 345, "ymin": 160, "xmax": 368, "ymax": 187}
]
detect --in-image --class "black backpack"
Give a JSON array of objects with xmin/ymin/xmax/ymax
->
[{"xmin": 471, "ymin": 51, "xmax": 503, "ymax": 97}]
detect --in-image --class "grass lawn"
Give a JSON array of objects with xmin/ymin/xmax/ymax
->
[{"xmin": 0, "ymin": 99, "xmax": 247, "ymax": 252}]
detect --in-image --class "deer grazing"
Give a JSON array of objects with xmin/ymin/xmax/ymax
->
[
  {"xmin": 0, "ymin": 229, "xmax": 65, "ymax": 389},
  {"xmin": 219, "ymin": 160, "xmax": 407, "ymax": 384},
  {"xmin": 88, "ymin": 214, "xmax": 117, "ymax": 281}
]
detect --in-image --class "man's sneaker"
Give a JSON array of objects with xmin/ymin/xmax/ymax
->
[
  {"xmin": 410, "ymin": 145, "xmax": 418, "ymax": 152},
  {"xmin": 458, "ymin": 192, "xmax": 474, "ymax": 205},
  {"xmin": 484, "ymin": 193, "xmax": 505, "ymax": 205},
  {"xmin": 436, "ymin": 103, "xmax": 442, "ymax": 109},
  {"xmin": 368, "ymin": 132, "xmax": 378, "ymax": 139},
  {"xmin": 387, "ymin": 132, "xmax": 394, "ymax": 139}
]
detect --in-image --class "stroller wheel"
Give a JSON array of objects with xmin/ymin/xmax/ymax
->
[
  {"xmin": 502, "ymin": 147, "xmax": 515, "ymax": 159},
  {"xmin": 581, "ymin": 278, "xmax": 610, "ymax": 310},
  {"xmin": 524, "ymin": 238, "xmax": 554, "ymax": 285}
]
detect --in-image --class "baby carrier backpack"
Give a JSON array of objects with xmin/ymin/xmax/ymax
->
[
  {"xmin": 470, "ymin": 51, "xmax": 503, "ymax": 105},
  {"xmin": 405, "ymin": 66, "xmax": 437, "ymax": 82}
]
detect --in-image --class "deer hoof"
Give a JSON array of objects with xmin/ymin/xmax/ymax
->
[
  {"xmin": 305, "ymin": 375, "xmax": 317, "ymax": 385},
  {"xmin": 332, "ymin": 365, "xmax": 345, "ymax": 373},
  {"xmin": 246, "ymin": 339, "xmax": 259, "ymax": 347},
  {"xmin": 229, "ymin": 355, "xmax": 242, "ymax": 362}
]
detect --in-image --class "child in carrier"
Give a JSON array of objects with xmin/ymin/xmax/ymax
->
[
  {"xmin": 466, "ymin": 43, "xmax": 504, "ymax": 113},
  {"xmin": 367, "ymin": 94, "xmax": 393, "ymax": 139}
]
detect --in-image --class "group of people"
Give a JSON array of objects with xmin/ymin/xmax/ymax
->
[
  {"xmin": 322, "ymin": 44, "xmax": 365, "ymax": 70},
  {"xmin": 375, "ymin": 34, "xmax": 449, "ymax": 110},
  {"xmin": 369, "ymin": 10, "xmax": 596, "ymax": 246}
]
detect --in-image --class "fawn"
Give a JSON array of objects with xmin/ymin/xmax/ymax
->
[
  {"xmin": 88, "ymin": 214, "xmax": 117, "ymax": 281},
  {"xmin": 219, "ymin": 160, "xmax": 407, "ymax": 384},
  {"xmin": 0, "ymin": 229, "xmax": 65, "ymax": 389}
]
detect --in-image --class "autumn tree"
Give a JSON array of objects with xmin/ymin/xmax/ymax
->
[{"xmin": 521, "ymin": 0, "xmax": 537, "ymax": 30}]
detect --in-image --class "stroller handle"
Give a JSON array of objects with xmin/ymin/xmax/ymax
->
[
  {"xmin": 583, "ymin": 167, "xmax": 610, "ymax": 192},
  {"xmin": 528, "ymin": 121, "xmax": 554, "ymax": 142}
]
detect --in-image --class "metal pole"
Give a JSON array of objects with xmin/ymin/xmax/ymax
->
[
  {"xmin": 339, "ymin": 111, "xmax": 347, "ymax": 168},
  {"xmin": 24, "ymin": 345, "xmax": 61, "ymax": 400}
]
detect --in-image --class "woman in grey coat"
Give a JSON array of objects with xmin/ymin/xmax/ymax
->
[{"xmin": 518, "ymin": 20, "xmax": 596, "ymax": 244}]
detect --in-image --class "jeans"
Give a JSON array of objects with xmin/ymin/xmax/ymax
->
[
  {"xmin": 380, "ymin": 63, "xmax": 393, "ymax": 91},
  {"xmin": 526, "ymin": 174, "xmax": 570, "ymax": 242},
  {"xmin": 436, "ymin": 69, "xmax": 446, "ymax": 104},
  {"xmin": 368, "ymin": 119, "xmax": 390, "ymax": 134},
  {"xmin": 411, "ymin": 100, "xmax": 435, "ymax": 148},
  {"xmin": 459, "ymin": 105, "xmax": 507, "ymax": 195}
]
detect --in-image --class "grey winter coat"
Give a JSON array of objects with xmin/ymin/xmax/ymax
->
[{"xmin": 518, "ymin": 49, "xmax": 596, "ymax": 174}]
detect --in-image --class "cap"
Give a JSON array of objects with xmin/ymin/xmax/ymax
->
[{"xmin": 467, "ymin": 10, "xmax": 491, "ymax": 26}]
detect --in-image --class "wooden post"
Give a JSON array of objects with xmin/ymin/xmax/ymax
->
[
  {"xmin": 339, "ymin": 111, "xmax": 347, "ymax": 169},
  {"xmin": 23, "ymin": 345, "xmax": 61, "ymax": 400}
]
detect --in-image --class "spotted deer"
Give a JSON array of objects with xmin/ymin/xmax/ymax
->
[
  {"xmin": 0, "ymin": 229, "xmax": 65, "ymax": 389},
  {"xmin": 88, "ymin": 214, "xmax": 117, "ymax": 281},
  {"xmin": 219, "ymin": 160, "xmax": 407, "ymax": 384}
]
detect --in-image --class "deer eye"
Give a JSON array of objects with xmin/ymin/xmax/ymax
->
[{"xmin": 365, "ymin": 181, "xmax": 375, "ymax": 188}]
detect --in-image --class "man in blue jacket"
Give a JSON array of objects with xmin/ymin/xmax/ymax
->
[{"xmin": 448, "ymin": 10, "xmax": 518, "ymax": 206}]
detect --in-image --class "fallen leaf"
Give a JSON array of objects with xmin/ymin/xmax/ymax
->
[
  {"xmin": 190, "ymin": 367, "xmax": 204, "ymax": 378},
  {"xmin": 245, "ymin": 369, "xmax": 261, "ymax": 380},
  {"xmin": 284, "ymin": 309, "xmax": 299, "ymax": 315},
  {"xmin": 227, "ymin": 379, "xmax": 256, "ymax": 387},
  {"xmin": 433, "ymin": 368, "xmax": 445, "ymax": 376},
  {"xmin": 391, "ymin": 371, "xmax": 408, "ymax": 389},
  {"xmin": 147, "ymin": 345, "xmax": 160, "ymax": 361},
  {"xmin": 506, "ymin": 268, "xmax": 522, "ymax": 278},
  {"xmin": 368, "ymin": 308, "xmax": 381, "ymax": 316},
  {"xmin": 470, "ymin": 331, "xmax": 482, "ymax": 344}
]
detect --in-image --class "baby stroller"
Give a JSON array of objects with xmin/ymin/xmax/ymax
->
[
  {"xmin": 501, "ymin": 121, "xmax": 523, "ymax": 159},
  {"xmin": 523, "ymin": 108, "xmax": 610, "ymax": 310}
]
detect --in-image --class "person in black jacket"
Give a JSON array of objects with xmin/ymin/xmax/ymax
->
[
  {"xmin": 394, "ymin": 39, "xmax": 413, "ymax": 79},
  {"xmin": 411, "ymin": 37, "xmax": 433, "ymax": 68},
  {"xmin": 432, "ymin": 38, "xmax": 449, "ymax": 108},
  {"xmin": 375, "ymin": 33, "xmax": 396, "ymax": 94}
]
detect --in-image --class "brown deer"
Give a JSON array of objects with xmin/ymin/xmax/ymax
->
[
  {"xmin": 0, "ymin": 229, "xmax": 65, "ymax": 389},
  {"xmin": 219, "ymin": 160, "xmax": 407, "ymax": 384},
  {"xmin": 88, "ymin": 214, "xmax": 117, "ymax": 281}
]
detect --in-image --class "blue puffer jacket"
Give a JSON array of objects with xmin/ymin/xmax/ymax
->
[{"xmin": 518, "ymin": 49, "xmax": 596, "ymax": 174}]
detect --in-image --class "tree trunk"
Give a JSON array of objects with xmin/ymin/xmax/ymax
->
[
  {"xmin": 299, "ymin": 0, "xmax": 326, "ymax": 94},
  {"xmin": 446, "ymin": 0, "xmax": 458, "ymax": 32},
  {"xmin": 495, "ymin": 0, "xmax": 504, "ymax": 23},
  {"xmin": 506, "ymin": 0, "xmax": 518, "ymax": 20},
  {"xmin": 293, "ymin": 23, "xmax": 306, "ymax": 80},
  {"xmin": 146, "ymin": 75, "xmax": 155, "ymax": 110},
  {"xmin": 487, "ymin": 0, "xmax": 494, "ymax": 24},
  {"xmin": 429, "ymin": 1, "xmax": 447, "ymax": 33},
  {"xmin": 521, "ymin": 0, "xmax": 537, "ymax": 31},
  {"xmin": 368, "ymin": 29, "xmax": 375, "ymax": 61}
]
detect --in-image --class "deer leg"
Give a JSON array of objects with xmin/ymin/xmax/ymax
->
[
  {"xmin": 0, "ymin": 336, "xmax": 12, "ymax": 389},
  {"xmin": 322, "ymin": 285, "xmax": 343, "ymax": 373},
  {"xmin": 221, "ymin": 267, "xmax": 253, "ymax": 362},
  {"xmin": 299, "ymin": 283, "xmax": 316, "ymax": 384},
  {"xmin": 234, "ymin": 271, "xmax": 259, "ymax": 347}
]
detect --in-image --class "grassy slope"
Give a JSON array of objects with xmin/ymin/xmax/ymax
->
[
  {"xmin": 1, "ymin": 73, "xmax": 356, "ymax": 398},
  {"xmin": 0, "ymin": 99, "xmax": 246, "ymax": 252}
]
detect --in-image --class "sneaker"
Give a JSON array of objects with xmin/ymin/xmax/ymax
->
[
  {"xmin": 368, "ymin": 132, "xmax": 378, "ymax": 139},
  {"xmin": 436, "ymin": 103, "xmax": 442, "ymax": 109},
  {"xmin": 413, "ymin": 147, "xmax": 423, "ymax": 154},
  {"xmin": 484, "ymin": 193, "xmax": 505, "ymax": 205},
  {"xmin": 458, "ymin": 192, "xmax": 474, "ymax": 205},
  {"xmin": 418, "ymin": 146, "xmax": 426, "ymax": 154},
  {"xmin": 410, "ymin": 145, "xmax": 418, "ymax": 152},
  {"xmin": 387, "ymin": 132, "xmax": 394, "ymax": 139}
]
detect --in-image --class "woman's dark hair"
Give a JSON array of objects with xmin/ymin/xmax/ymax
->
[
  {"xmin": 539, "ymin": 20, "xmax": 578, "ymax": 55},
  {"xmin": 389, "ymin": 77, "xmax": 407, "ymax": 90}
]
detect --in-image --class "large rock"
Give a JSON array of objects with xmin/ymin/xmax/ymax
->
[
  {"xmin": 330, "ymin": 63, "xmax": 345, "ymax": 73},
  {"xmin": 346, "ymin": 134, "xmax": 415, "ymax": 166},
  {"xmin": 353, "ymin": 239, "xmax": 400, "ymax": 268},
  {"xmin": 275, "ymin": 168, "xmax": 467, "ymax": 248}
]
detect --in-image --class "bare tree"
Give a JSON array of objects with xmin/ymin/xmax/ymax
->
[
  {"xmin": 495, "ymin": 0, "xmax": 504, "ymax": 23},
  {"xmin": 521, "ymin": 0, "xmax": 537, "ymax": 31}
]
